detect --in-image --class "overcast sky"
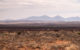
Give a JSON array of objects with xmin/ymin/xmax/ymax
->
[{"xmin": 0, "ymin": 0, "xmax": 80, "ymax": 20}]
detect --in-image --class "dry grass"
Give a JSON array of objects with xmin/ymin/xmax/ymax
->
[{"xmin": 0, "ymin": 30, "xmax": 80, "ymax": 50}]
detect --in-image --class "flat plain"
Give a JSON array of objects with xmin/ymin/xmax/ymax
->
[{"xmin": 0, "ymin": 22, "xmax": 80, "ymax": 50}]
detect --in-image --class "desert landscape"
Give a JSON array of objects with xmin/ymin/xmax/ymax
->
[
  {"xmin": 0, "ymin": 22, "xmax": 80, "ymax": 50},
  {"xmin": 1, "ymin": 0, "xmax": 80, "ymax": 50}
]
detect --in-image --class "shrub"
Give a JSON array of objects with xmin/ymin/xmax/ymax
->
[{"xmin": 77, "ymin": 32, "xmax": 80, "ymax": 35}]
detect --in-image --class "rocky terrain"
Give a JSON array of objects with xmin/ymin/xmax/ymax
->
[{"xmin": 0, "ymin": 30, "xmax": 80, "ymax": 50}]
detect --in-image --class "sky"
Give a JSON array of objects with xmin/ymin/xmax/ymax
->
[{"xmin": 0, "ymin": 0, "xmax": 80, "ymax": 20}]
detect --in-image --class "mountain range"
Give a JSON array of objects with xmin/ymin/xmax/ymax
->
[
  {"xmin": 1, "ymin": 15, "xmax": 80, "ymax": 23},
  {"xmin": 25, "ymin": 15, "xmax": 80, "ymax": 21}
]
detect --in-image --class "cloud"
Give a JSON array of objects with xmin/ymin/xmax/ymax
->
[{"xmin": 0, "ymin": 0, "xmax": 80, "ymax": 20}]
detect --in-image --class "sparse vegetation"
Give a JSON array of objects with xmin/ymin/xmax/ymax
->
[
  {"xmin": 0, "ymin": 29, "xmax": 80, "ymax": 50},
  {"xmin": 77, "ymin": 32, "xmax": 80, "ymax": 35}
]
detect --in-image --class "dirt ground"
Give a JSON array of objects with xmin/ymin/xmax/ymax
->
[{"xmin": 0, "ymin": 30, "xmax": 80, "ymax": 50}]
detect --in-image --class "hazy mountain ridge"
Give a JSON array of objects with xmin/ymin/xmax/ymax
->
[
  {"xmin": 0, "ymin": 15, "xmax": 80, "ymax": 23},
  {"xmin": 26, "ymin": 15, "xmax": 80, "ymax": 21}
]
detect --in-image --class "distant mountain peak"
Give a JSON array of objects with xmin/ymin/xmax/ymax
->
[
  {"xmin": 54, "ymin": 15, "xmax": 64, "ymax": 19},
  {"xmin": 41, "ymin": 15, "xmax": 49, "ymax": 17},
  {"xmin": 17, "ymin": 15, "xmax": 80, "ymax": 21},
  {"xmin": 27, "ymin": 15, "xmax": 50, "ymax": 20}
]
